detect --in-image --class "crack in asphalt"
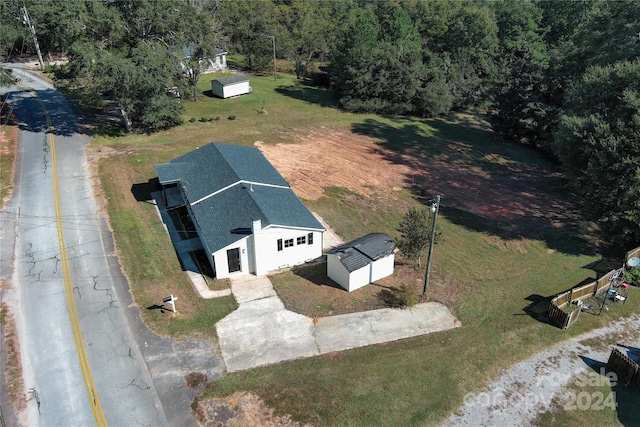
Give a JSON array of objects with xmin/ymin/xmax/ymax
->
[
  {"xmin": 91, "ymin": 274, "xmax": 118, "ymax": 312},
  {"xmin": 124, "ymin": 370, "xmax": 151, "ymax": 391},
  {"xmin": 49, "ymin": 254, "xmax": 60, "ymax": 274},
  {"xmin": 41, "ymin": 134, "xmax": 49, "ymax": 173},
  {"xmin": 25, "ymin": 242, "xmax": 36, "ymax": 276}
]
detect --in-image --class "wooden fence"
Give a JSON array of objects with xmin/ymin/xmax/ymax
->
[
  {"xmin": 607, "ymin": 347, "xmax": 640, "ymax": 387},
  {"xmin": 548, "ymin": 269, "xmax": 619, "ymax": 329},
  {"xmin": 627, "ymin": 247, "xmax": 640, "ymax": 264},
  {"xmin": 548, "ymin": 303, "xmax": 581, "ymax": 329}
]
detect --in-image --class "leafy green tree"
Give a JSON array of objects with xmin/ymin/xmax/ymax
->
[
  {"xmin": 58, "ymin": 0, "xmax": 214, "ymax": 132},
  {"xmin": 397, "ymin": 207, "xmax": 430, "ymax": 264},
  {"xmin": 277, "ymin": 0, "xmax": 328, "ymax": 79},
  {"xmin": 332, "ymin": 3, "xmax": 427, "ymax": 115},
  {"xmin": 410, "ymin": 0, "xmax": 498, "ymax": 109},
  {"xmin": 552, "ymin": 60, "xmax": 640, "ymax": 245},
  {"xmin": 96, "ymin": 41, "xmax": 183, "ymax": 132},
  {"xmin": 0, "ymin": 0, "xmax": 25, "ymax": 57},
  {"xmin": 19, "ymin": 0, "xmax": 88, "ymax": 57},
  {"xmin": 173, "ymin": 6, "xmax": 217, "ymax": 101},
  {"xmin": 437, "ymin": 2, "xmax": 498, "ymax": 109},
  {"xmin": 490, "ymin": 0, "xmax": 551, "ymax": 147},
  {"xmin": 219, "ymin": 0, "xmax": 279, "ymax": 71}
]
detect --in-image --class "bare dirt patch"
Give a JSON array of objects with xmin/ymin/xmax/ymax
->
[
  {"xmin": 193, "ymin": 392, "xmax": 310, "ymax": 427},
  {"xmin": 1, "ymin": 300, "xmax": 27, "ymax": 415},
  {"xmin": 257, "ymin": 127, "xmax": 409, "ymax": 202},
  {"xmin": 258, "ymin": 119, "xmax": 582, "ymax": 242}
]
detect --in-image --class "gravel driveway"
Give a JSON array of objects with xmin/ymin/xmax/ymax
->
[{"xmin": 444, "ymin": 314, "xmax": 640, "ymax": 426}]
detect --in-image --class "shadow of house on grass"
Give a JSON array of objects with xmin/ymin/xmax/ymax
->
[
  {"xmin": 350, "ymin": 116, "xmax": 596, "ymax": 257},
  {"xmin": 131, "ymin": 178, "xmax": 160, "ymax": 203},
  {"xmin": 131, "ymin": 178, "xmax": 215, "ymax": 280},
  {"xmin": 289, "ymin": 263, "xmax": 343, "ymax": 291},
  {"xmin": 288, "ymin": 263, "xmax": 407, "ymax": 310}
]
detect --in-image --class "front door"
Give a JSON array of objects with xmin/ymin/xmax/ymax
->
[{"xmin": 227, "ymin": 248, "xmax": 241, "ymax": 273}]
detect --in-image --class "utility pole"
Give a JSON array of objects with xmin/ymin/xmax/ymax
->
[
  {"xmin": 22, "ymin": 6, "xmax": 45, "ymax": 71},
  {"xmin": 423, "ymin": 195, "xmax": 440, "ymax": 296},
  {"xmin": 268, "ymin": 35, "xmax": 276, "ymax": 81}
]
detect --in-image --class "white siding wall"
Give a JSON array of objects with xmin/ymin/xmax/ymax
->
[
  {"xmin": 370, "ymin": 254, "xmax": 395, "ymax": 283},
  {"xmin": 347, "ymin": 266, "xmax": 371, "ymax": 292},
  {"xmin": 211, "ymin": 81, "xmax": 251, "ymax": 98},
  {"xmin": 327, "ymin": 255, "xmax": 350, "ymax": 290},
  {"xmin": 211, "ymin": 238, "xmax": 250, "ymax": 279},
  {"xmin": 211, "ymin": 81, "xmax": 224, "ymax": 98},
  {"xmin": 252, "ymin": 227, "xmax": 322, "ymax": 276},
  {"xmin": 223, "ymin": 82, "xmax": 251, "ymax": 98},
  {"xmin": 327, "ymin": 254, "xmax": 396, "ymax": 292}
]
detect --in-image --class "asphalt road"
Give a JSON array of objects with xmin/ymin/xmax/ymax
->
[{"xmin": 0, "ymin": 67, "xmax": 173, "ymax": 426}]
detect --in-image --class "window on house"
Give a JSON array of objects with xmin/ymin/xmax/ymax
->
[
  {"xmin": 308, "ymin": 233, "xmax": 313, "ymax": 245},
  {"xmin": 277, "ymin": 239, "xmax": 283, "ymax": 251},
  {"xmin": 297, "ymin": 236, "xmax": 306, "ymax": 245},
  {"xmin": 284, "ymin": 238, "xmax": 294, "ymax": 248}
]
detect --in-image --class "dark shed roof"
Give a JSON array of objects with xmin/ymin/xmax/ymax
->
[
  {"xmin": 327, "ymin": 233, "xmax": 396, "ymax": 273},
  {"xmin": 213, "ymin": 74, "xmax": 249, "ymax": 86}
]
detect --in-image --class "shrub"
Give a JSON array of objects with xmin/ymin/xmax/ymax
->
[
  {"xmin": 228, "ymin": 115, "xmax": 236, "ymax": 120},
  {"xmin": 394, "ymin": 285, "xmax": 418, "ymax": 308},
  {"xmin": 214, "ymin": 116, "xmax": 220, "ymax": 121},
  {"xmin": 623, "ymin": 266, "xmax": 640, "ymax": 286},
  {"xmin": 189, "ymin": 117, "xmax": 196, "ymax": 123},
  {"xmin": 199, "ymin": 117, "xmax": 208, "ymax": 122}
]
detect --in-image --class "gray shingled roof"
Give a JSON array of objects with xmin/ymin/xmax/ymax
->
[
  {"xmin": 155, "ymin": 142, "xmax": 324, "ymax": 253},
  {"xmin": 213, "ymin": 74, "xmax": 249, "ymax": 86},
  {"xmin": 157, "ymin": 142, "xmax": 289, "ymax": 203},
  {"xmin": 327, "ymin": 233, "xmax": 396, "ymax": 273}
]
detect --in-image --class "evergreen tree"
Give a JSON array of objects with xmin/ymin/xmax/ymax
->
[
  {"xmin": 490, "ymin": 0, "xmax": 551, "ymax": 147},
  {"xmin": 552, "ymin": 60, "xmax": 640, "ymax": 245},
  {"xmin": 397, "ymin": 207, "xmax": 431, "ymax": 264}
]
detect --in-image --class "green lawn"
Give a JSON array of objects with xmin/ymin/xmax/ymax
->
[{"xmin": 92, "ymin": 72, "xmax": 637, "ymax": 426}]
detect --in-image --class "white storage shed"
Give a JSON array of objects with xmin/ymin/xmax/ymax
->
[
  {"xmin": 326, "ymin": 233, "xmax": 396, "ymax": 292},
  {"xmin": 211, "ymin": 74, "xmax": 252, "ymax": 99}
]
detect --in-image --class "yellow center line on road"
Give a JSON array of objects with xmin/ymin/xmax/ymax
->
[{"xmin": 31, "ymin": 89, "xmax": 108, "ymax": 427}]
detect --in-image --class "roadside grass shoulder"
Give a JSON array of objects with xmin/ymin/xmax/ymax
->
[
  {"xmin": 93, "ymin": 72, "xmax": 635, "ymax": 425},
  {"xmin": 97, "ymin": 155, "xmax": 236, "ymax": 338},
  {"xmin": 0, "ymin": 98, "xmax": 17, "ymax": 207}
]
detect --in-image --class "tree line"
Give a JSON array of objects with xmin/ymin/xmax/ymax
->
[{"xmin": 1, "ymin": 0, "xmax": 639, "ymax": 245}]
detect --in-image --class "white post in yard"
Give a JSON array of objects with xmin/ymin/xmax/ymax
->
[{"xmin": 163, "ymin": 295, "xmax": 177, "ymax": 313}]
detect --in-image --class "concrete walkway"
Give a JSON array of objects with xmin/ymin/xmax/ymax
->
[
  {"xmin": 152, "ymin": 196, "xmax": 459, "ymax": 372},
  {"xmin": 216, "ymin": 275, "xmax": 460, "ymax": 372}
]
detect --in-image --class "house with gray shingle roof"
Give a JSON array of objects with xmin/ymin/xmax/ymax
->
[
  {"xmin": 155, "ymin": 142, "xmax": 325, "ymax": 279},
  {"xmin": 326, "ymin": 233, "xmax": 396, "ymax": 292}
]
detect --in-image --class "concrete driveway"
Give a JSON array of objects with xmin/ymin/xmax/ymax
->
[{"xmin": 216, "ymin": 275, "xmax": 460, "ymax": 372}]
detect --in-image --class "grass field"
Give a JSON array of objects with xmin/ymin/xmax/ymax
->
[{"xmin": 91, "ymin": 72, "xmax": 638, "ymax": 426}]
